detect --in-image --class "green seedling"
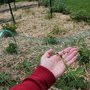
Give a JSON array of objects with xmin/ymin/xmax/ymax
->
[{"xmin": 6, "ymin": 43, "xmax": 17, "ymax": 54}]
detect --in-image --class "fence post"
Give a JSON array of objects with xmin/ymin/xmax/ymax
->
[
  {"xmin": 8, "ymin": 2, "xmax": 16, "ymax": 24},
  {"xmin": 49, "ymin": 0, "xmax": 52, "ymax": 18}
]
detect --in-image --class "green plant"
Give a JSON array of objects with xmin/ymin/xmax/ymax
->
[
  {"xmin": 6, "ymin": 43, "xmax": 17, "ymax": 54},
  {"xmin": 0, "ymin": 72, "xmax": 11, "ymax": 86},
  {"xmin": 52, "ymin": 0, "xmax": 67, "ymax": 13},
  {"xmin": 55, "ymin": 67, "xmax": 87, "ymax": 90},
  {"xmin": 2, "ymin": 23, "xmax": 17, "ymax": 37},
  {"xmin": 42, "ymin": 0, "xmax": 69, "ymax": 14},
  {"xmin": 44, "ymin": 35, "xmax": 58, "ymax": 44}
]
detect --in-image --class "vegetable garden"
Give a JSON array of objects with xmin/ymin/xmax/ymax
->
[{"xmin": 0, "ymin": 0, "xmax": 90, "ymax": 90}]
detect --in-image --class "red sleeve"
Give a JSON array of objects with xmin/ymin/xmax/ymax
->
[{"xmin": 10, "ymin": 65, "xmax": 56, "ymax": 90}]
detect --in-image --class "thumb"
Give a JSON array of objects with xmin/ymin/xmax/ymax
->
[{"xmin": 42, "ymin": 49, "xmax": 53, "ymax": 58}]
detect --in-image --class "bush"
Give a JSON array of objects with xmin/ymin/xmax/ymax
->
[
  {"xmin": 42, "ymin": 0, "xmax": 69, "ymax": 14},
  {"xmin": 6, "ymin": 43, "xmax": 17, "ymax": 54}
]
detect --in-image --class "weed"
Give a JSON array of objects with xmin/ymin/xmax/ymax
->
[
  {"xmin": 6, "ymin": 43, "xmax": 17, "ymax": 54},
  {"xmin": 2, "ymin": 23, "xmax": 17, "ymax": 37},
  {"xmin": 44, "ymin": 35, "xmax": 58, "ymax": 44}
]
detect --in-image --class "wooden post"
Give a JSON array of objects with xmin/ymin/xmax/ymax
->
[
  {"xmin": 14, "ymin": 0, "xmax": 17, "ymax": 11},
  {"xmin": 8, "ymin": 2, "xmax": 16, "ymax": 24},
  {"xmin": 38, "ymin": 0, "xmax": 40, "ymax": 7},
  {"xmin": 49, "ymin": 0, "xmax": 52, "ymax": 18}
]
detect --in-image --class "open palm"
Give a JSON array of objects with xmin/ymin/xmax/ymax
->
[{"xmin": 40, "ymin": 47, "xmax": 78, "ymax": 78}]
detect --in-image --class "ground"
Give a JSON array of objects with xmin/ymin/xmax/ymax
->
[{"xmin": 0, "ymin": 1, "xmax": 90, "ymax": 90}]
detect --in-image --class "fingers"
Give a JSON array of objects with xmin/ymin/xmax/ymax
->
[
  {"xmin": 65, "ymin": 51, "xmax": 77, "ymax": 62},
  {"xmin": 42, "ymin": 49, "xmax": 53, "ymax": 58},
  {"xmin": 57, "ymin": 47, "xmax": 78, "ymax": 66},
  {"xmin": 66, "ymin": 55, "xmax": 78, "ymax": 66},
  {"xmin": 63, "ymin": 48, "xmax": 77, "ymax": 58},
  {"xmin": 58, "ymin": 47, "xmax": 72, "ymax": 56},
  {"xmin": 63, "ymin": 47, "xmax": 72, "ymax": 53}
]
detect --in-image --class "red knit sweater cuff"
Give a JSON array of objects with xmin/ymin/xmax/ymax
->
[{"xmin": 23, "ymin": 65, "xmax": 56, "ymax": 88}]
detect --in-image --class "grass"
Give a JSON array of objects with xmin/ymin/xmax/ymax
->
[
  {"xmin": 55, "ymin": 67, "xmax": 89, "ymax": 90},
  {"xmin": 65, "ymin": 0, "xmax": 90, "ymax": 22},
  {"xmin": 65, "ymin": 0, "xmax": 90, "ymax": 16},
  {"xmin": 42, "ymin": 0, "xmax": 90, "ymax": 22},
  {"xmin": 0, "ymin": 72, "xmax": 20, "ymax": 87},
  {"xmin": 16, "ymin": 60, "xmax": 34, "ymax": 76}
]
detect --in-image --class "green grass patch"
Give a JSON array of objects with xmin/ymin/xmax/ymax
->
[
  {"xmin": 42, "ymin": 0, "xmax": 90, "ymax": 22},
  {"xmin": 44, "ymin": 35, "xmax": 58, "ymax": 44},
  {"xmin": 55, "ymin": 67, "xmax": 89, "ymax": 90},
  {"xmin": 0, "ymin": 72, "xmax": 20, "ymax": 87}
]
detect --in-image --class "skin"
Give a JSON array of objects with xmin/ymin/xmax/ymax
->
[{"xmin": 40, "ymin": 47, "xmax": 78, "ymax": 79}]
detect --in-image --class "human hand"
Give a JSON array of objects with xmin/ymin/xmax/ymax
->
[{"xmin": 40, "ymin": 47, "xmax": 78, "ymax": 79}]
